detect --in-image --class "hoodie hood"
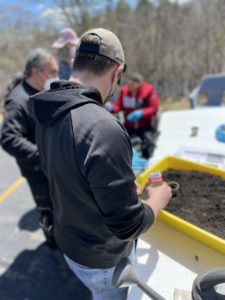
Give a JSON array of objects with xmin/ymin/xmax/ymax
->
[{"xmin": 28, "ymin": 80, "xmax": 103, "ymax": 126}]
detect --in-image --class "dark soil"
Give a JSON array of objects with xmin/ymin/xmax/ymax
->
[{"xmin": 163, "ymin": 169, "xmax": 225, "ymax": 239}]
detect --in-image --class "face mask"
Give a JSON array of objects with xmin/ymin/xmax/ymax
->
[
  {"xmin": 105, "ymin": 69, "xmax": 123, "ymax": 102},
  {"xmin": 105, "ymin": 80, "xmax": 116, "ymax": 103},
  {"xmin": 44, "ymin": 77, "xmax": 59, "ymax": 91}
]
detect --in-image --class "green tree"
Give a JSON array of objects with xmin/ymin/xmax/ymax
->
[{"xmin": 80, "ymin": 11, "xmax": 92, "ymax": 33}]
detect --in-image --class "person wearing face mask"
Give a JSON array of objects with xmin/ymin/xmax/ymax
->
[
  {"xmin": 1, "ymin": 48, "xmax": 59, "ymax": 248},
  {"xmin": 107, "ymin": 72, "xmax": 160, "ymax": 158},
  {"xmin": 51, "ymin": 28, "xmax": 79, "ymax": 80},
  {"xmin": 28, "ymin": 28, "xmax": 172, "ymax": 299}
]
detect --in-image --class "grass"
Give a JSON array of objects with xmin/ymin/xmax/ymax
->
[{"xmin": 160, "ymin": 97, "xmax": 190, "ymax": 111}]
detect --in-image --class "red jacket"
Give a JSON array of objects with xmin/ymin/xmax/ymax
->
[{"xmin": 113, "ymin": 82, "xmax": 159, "ymax": 130}]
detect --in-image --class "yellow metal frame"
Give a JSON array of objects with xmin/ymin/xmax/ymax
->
[{"xmin": 136, "ymin": 156, "xmax": 225, "ymax": 255}]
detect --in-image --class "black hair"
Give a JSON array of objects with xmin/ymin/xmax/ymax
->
[{"xmin": 73, "ymin": 34, "xmax": 118, "ymax": 76}]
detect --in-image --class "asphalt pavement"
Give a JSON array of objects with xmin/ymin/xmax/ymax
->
[{"xmin": 0, "ymin": 147, "xmax": 91, "ymax": 300}]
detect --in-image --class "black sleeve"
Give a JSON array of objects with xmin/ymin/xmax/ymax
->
[
  {"xmin": 79, "ymin": 117, "xmax": 155, "ymax": 240},
  {"xmin": 1, "ymin": 98, "xmax": 39, "ymax": 162}
]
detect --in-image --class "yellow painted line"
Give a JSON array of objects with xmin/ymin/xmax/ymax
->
[
  {"xmin": 0, "ymin": 177, "xmax": 25, "ymax": 203},
  {"xmin": 0, "ymin": 113, "xmax": 3, "ymax": 124}
]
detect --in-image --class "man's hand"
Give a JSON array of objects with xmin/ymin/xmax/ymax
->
[
  {"xmin": 145, "ymin": 182, "xmax": 172, "ymax": 218},
  {"xmin": 127, "ymin": 110, "xmax": 144, "ymax": 121},
  {"xmin": 135, "ymin": 182, "xmax": 142, "ymax": 195}
]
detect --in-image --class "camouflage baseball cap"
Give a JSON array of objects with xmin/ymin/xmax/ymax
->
[{"xmin": 76, "ymin": 28, "xmax": 125, "ymax": 65}]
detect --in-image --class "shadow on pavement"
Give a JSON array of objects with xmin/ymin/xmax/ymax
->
[
  {"xmin": 0, "ymin": 243, "xmax": 91, "ymax": 300},
  {"xmin": 18, "ymin": 208, "xmax": 40, "ymax": 232}
]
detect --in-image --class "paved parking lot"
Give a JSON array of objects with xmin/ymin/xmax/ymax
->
[{"xmin": 0, "ymin": 148, "xmax": 91, "ymax": 300}]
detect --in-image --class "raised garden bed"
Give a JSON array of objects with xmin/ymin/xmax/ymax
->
[
  {"xmin": 163, "ymin": 169, "xmax": 225, "ymax": 240},
  {"xmin": 136, "ymin": 156, "xmax": 225, "ymax": 254}
]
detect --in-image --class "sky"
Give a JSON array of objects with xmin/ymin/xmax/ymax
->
[
  {"xmin": 0, "ymin": 1, "xmax": 129, "ymax": 27},
  {"xmin": 0, "ymin": 0, "xmax": 135, "ymax": 13},
  {"xmin": 0, "ymin": 0, "xmax": 191, "ymax": 13},
  {"xmin": 0, "ymin": 0, "xmax": 191, "ymax": 30}
]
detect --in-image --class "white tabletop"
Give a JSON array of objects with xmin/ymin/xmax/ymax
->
[
  {"xmin": 151, "ymin": 107, "xmax": 225, "ymax": 164},
  {"xmin": 139, "ymin": 108, "xmax": 225, "ymax": 299},
  {"xmin": 129, "ymin": 221, "xmax": 225, "ymax": 300}
]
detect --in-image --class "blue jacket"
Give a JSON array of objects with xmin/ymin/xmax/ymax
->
[{"xmin": 59, "ymin": 60, "xmax": 72, "ymax": 80}]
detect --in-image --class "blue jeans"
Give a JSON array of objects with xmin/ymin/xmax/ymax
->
[{"xmin": 64, "ymin": 243, "xmax": 136, "ymax": 300}]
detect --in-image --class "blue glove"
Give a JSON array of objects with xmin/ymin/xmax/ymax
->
[
  {"xmin": 132, "ymin": 147, "xmax": 147, "ymax": 171},
  {"xmin": 127, "ymin": 110, "xmax": 144, "ymax": 122},
  {"xmin": 215, "ymin": 124, "xmax": 225, "ymax": 142}
]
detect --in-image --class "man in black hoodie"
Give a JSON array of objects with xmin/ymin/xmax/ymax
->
[
  {"xmin": 28, "ymin": 29, "xmax": 172, "ymax": 299},
  {"xmin": 1, "ymin": 48, "xmax": 58, "ymax": 247}
]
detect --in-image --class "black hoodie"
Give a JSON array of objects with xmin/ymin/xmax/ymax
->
[{"xmin": 29, "ymin": 81, "xmax": 155, "ymax": 268}]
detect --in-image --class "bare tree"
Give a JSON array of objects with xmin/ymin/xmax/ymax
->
[{"xmin": 2, "ymin": 0, "xmax": 225, "ymax": 108}]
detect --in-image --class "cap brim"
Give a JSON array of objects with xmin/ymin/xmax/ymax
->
[{"xmin": 52, "ymin": 37, "xmax": 78, "ymax": 49}]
